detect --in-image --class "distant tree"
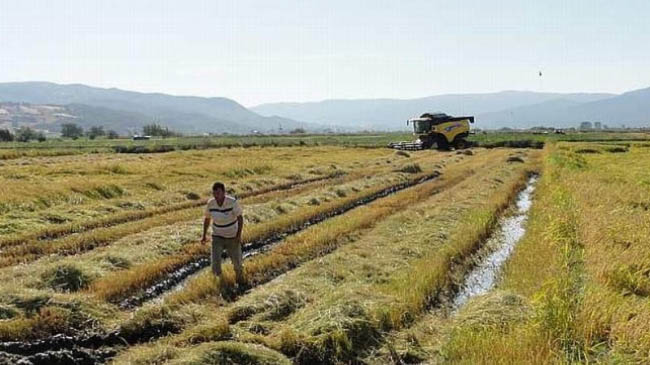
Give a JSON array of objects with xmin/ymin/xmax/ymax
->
[
  {"xmin": 87, "ymin": 126, "xmax": 106, "ymax": 140},
  {"xmin": 15, "ymin": 127, "xmax": 38, "ymax": 142},
  {"xmin": 142, "ymin": 123, "xmax": 178, "ymax": 138},
  {"xmin": 142, "ymin": 123, "xmax": 159, "ymax": 136},
  {"xmin": 36, "ymin": 132, "xmax": 46, "ymax": 142},
  {"xmin": 579, "ymin": 121, "xmax": 593, "ymax": 130},
  {"xmin": 0, "ymin": 129, "xmax": 14, "ymax": 142},
  {"xmin": 107, "ymin": 130, "xmax": 119, "ymax": 139},
  {"xmin": 289, "ymin": 128, "xmax": 306, "ymax": 134},
  {"xmin": 61, "ymin": 123, "xmax": 84, "ymax": 139}
]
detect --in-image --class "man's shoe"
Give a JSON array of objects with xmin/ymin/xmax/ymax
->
[{"xmin": 236, "ymin": 282, "xmax": 251, "ymax": 292}]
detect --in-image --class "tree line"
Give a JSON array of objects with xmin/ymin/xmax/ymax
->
[
  {"xmin": 60, "ymin": 124, "xmax": 119, "ymax": 140},
  {"xmin": 141, "ymin": 123, "xmax": 180, "ymax": 138},
  {"xmin": 0, "ymin": 123, "xmax": 179, "ymax": 142},
  {"xmin": 0, "ymin": 127, "xmax": 46, "ymax": 142}
]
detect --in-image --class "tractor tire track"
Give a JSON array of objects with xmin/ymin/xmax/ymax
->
[
  {"xmin": 0, "ymin": 153, "xmax": 481, "ymax": 363},
  {"xmin": 0, "ymin": 173, "xmax": 343, "ymax": 250},
  {"xmin": 119, "ymin": 171, "xmax": 442, "ymax": 308},
  {"xmin": 0, "ymin": 173, "xmax": 351, "ymax": 267},
  {"xmin": 0, "ymin": 171, "xmax": 447, "ymax": 364}
]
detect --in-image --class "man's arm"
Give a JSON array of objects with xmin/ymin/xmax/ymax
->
[
  {"xmin": 236, "ymin": 215, "xmax": 243, "ymax": 242},
  {"xmin": 202, "ymin": 217, "xmax": 210, "ymax": 244}
]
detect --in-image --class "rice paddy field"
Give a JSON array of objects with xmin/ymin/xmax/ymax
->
[
  {"xmin": 2, "ymin": 130, "xmax": 648, "ymax": 160},
  {"xmin": 1, "ymin": 134, "xmax": 649, "ymax": 364}
]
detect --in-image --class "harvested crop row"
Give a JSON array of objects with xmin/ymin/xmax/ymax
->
[
  {"xmin": 425, "ymin": 147, "xmax": 571, "ymax": 364},
  {"xmin": 89, "ymin": 168, "xmax": 443, "ymax": 303},
  {"xmin": 0, "ymin": 148, "xmax": 103, "ymax": 161},
  {"xmin": 0, "ymin": 157, "xmax": 445, "ymax": 335},
  {"xmin": 0, "ymin": 146, "xmax": 394, "ymax": 237},
  {"xmin": 0, "ymin": 148, "xmax": 427, "ymax": 252},
  {"xmin": 255, "ymin": 157, "xmax": 537, "ymax": 363},
  {"xmin": 0, "ymin": 173, "xmax": 343, "ymax": 255},
  {"xmin": 0, "ymin": 152, "xmax": 450, "ymax": 348},
  {"xmin": 110, "ymin": 156, "xmax": 458, "ymax": 308},
  {"xmin": 109, "ymin": 149, "xmax": 532, "ymax": 364},
  {"xmin": 0, "ymin": 160, "xmax": 420, "ymax": 267},
  {"xmin": 363, "ymin": 176, "xmax": 540, "ymax": 364},
  {"xmin": 165, "ymin": 161, "xmax": 475, "ymax": 306},
  {"xmin": 101, "ymin": 165, "xmax": 467, "ymax": 359},
  {"xmin": 0, "ymin": 173, "xmax": 341, "ymax": 249},
  {"xmin": 241, "ymin": 151, "xmax": 443, "ymax": 205}
]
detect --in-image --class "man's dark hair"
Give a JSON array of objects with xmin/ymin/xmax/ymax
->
[{"xmin": 212, "ymin": 182, "xmax": 225, "ymax": 192}]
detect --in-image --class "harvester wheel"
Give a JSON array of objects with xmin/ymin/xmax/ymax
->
[
  {"xmin": 453, "ymin": 137, "xmax": 468, "ymax": 150},
  {"xmin": 436, "ymin": 135, "xmax": 450, "ymax": 150}
]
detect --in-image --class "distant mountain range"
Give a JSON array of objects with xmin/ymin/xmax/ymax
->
[
  {"xmin": 253, "ymin": 88, "xmax": 650, "ymax": 130},
  {"xmin": 1, "ymin": 82, "xmax": 649, "ymax": 134},
  {"xmin": 0, "ymin": 82, "xmax": 312, "ymax": 134}
]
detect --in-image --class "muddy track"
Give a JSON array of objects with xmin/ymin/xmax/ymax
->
[
  {"xmin": 0, "ymin": 171, "xmax": 443, "ymax": 364},
  {"xmin": 0, "ymin": 173, "xmax": 343, "ymax": 250},
  {"xmin": 0, "ymin": 306, "xmax": 211, "ymax": 364},
  {"xmin": 119, "ymin": 171, "xmax": 442, "ymax": 309},
  {"xmin": 0, "ymin": 334, "xmax": 118, "ymax": 365},
  {"xmin": 0, "ymin": 346, "xmax": 116, "ymax": 365},
  {"xmin": 0, "ymin": 320, "xmax": 176, "ymax": 364}
]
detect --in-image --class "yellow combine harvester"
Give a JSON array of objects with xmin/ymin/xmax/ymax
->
[{"xmin": 389, "ymin": 112, "xmax": 474, "ymax": 150}]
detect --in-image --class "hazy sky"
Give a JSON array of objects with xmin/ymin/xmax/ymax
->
[{"xmin": 1, "ymin": 0, "xmax": 649, "ymax": 106}]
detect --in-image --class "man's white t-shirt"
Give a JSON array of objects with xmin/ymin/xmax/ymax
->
[{"xmin": 204, "ymin": 196, "xmax": 243, "ymax": 238}]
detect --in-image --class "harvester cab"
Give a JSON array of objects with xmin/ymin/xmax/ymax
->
[{"xmin": 389, "ymin": 112, "xmax": 474, "ymax": 150}]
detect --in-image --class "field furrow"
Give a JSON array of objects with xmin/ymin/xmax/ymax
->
[
  {"xmin": 0, "ymin": 153, "xmax": 477, "ymax": 365},
  {"xmin": 0, "ymin": 146, "xmax": 394, "ymax": 236},
  {"xmin": 108, "ymin": 149, "xmax": 538, "ymax": 364},
  {"xmin": 359, "ymin": 143, "xmax": 650, "ymax": 365},
  {"xmin": 0, "ymin": 173, "xmax": 349, "ymax": 266},
  {"xmin": 0, "ymin": 149, "xmax": 467, "ymax": 363},
  {"xmin": 0, "ymin": 173, "xmax": 339, "ymax": 248},
  {"xmin": 0, "ymin": 152, "xmax": 442, "ymax": 267},
  {"xmin": 424, "ymin": 143, "xmax": 650, "ymax": 364},
  {"xmin": 89, "ymin": 169, "xmax": 443, "ymax": 304},
  {"xmin": 0, "ymin": 148, "xmax": 455, "ymax": 344},
  {"xmin": 15, "ymin": 139, "xmax": 640, "ymax": 365}
]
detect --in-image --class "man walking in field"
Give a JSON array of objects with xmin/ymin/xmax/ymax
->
[{"xmin": 201, "ymin": 182, "xmax": 246, "ymax": 286}]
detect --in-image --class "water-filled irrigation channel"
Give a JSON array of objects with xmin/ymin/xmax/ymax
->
[{"xmin": 452, "ymin": 174, "xmax": 538, "ymax": 310}]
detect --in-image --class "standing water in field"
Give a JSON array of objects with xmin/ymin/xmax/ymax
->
[{"xmin": 452, "ymin": 174, "xmax": 538, "ymax": 310}]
